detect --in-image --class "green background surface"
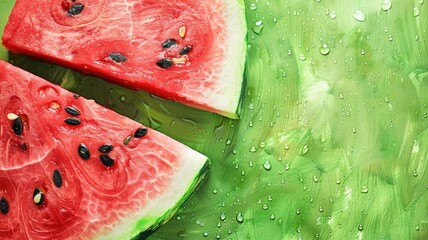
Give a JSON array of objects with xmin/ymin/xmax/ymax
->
[{"xmin": 1, "ymin": 0, "xmax": 428, "ymax": 239}]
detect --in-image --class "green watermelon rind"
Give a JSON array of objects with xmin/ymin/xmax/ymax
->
[
  {"xmin": 212, "ymin": 0, "xmax": 247, "ymax": 119},
  {"xmin": 133, "ymin": 160, "xmax": 210, "ymax": 240},
  {"xmin": 92, "ymin": 151, "xmax": 210, "ymax": 240}
]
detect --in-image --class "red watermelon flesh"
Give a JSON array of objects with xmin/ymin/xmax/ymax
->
[
  {"xmin": 2, "ymin": 0, "xmax": 247, "ymax": 119},
  {"xmin": 0, "ymin": 60, "xmax": 209, "ymax": 239}
]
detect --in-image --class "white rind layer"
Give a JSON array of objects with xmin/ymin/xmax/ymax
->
[
  {"xmin": 212, "ymin": 0, "xmax": 247, "ymax": 119},
  {"xmin": 94, "ymin": 148, "xmax": 208, "ymax": 239}
]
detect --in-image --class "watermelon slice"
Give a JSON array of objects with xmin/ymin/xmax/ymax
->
[
  {"xmin": 1, "ymin": 0, "xmax": 247, "ymax": 119},
  {"xmin": 0, "ymin": 60, "xmax": 209, "ymax": 239}
]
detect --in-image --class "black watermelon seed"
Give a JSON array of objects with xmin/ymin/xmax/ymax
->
[
  {"xmin": 162, "ymin": 39, "xmax": 178, "ymax": 48},
  {"xmin": 100, "ymin": 155, "xmax": 115, "ymax": 167},
  {"xmin": 64, "ymin": 117, "xmax": 81, "ymax": 126},
  {"xmin": 73, "ymin": 94, "xmax": 80, "ymax": 99},
  {"xmin": 134, "ymin": 128, "xmax": 148, "ymax": 138},
  {"xmin": 98, "ymin": 144, "xmax": 113, "ymax": 153},
  {"xmin": 65, "ymin": 106, "xmax": 81, "ymax": 116},
  {"xmin": 0, "ymin": 197, "xmax": 9, "ymax": 215},
  {"xmin": 67, "ymin": 3, "xmax": 84, "ymax": 16},
  {"xmin": 109, "ymin": 53, "xmax": 127, "ymax": 63},
  {"xmin": 179, "ymin": 46, "xmax": 192, "ymax": 55},
  {"xmin": 12, "ymin": 117, "xmax": 23, "ymax": 135},
  {"xmin": 78, "ymin": 143, "xmax": 90, "ymax": 160},
  {"xmin": 156, "ymin": 58, "xmax": 173, "ymax": 69},
  {"xmin": 52, "ymin": 169, "xmax": 63, "ymax": 188},
  {"xmin": 33, "ymin": 188, "xmax": 45, "ymax": 206}
]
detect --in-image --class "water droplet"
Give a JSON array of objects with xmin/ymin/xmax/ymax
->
[
  {"xmin": 252, "ymin": 20, "xmax": 264, "ymax": 35},
  {"xmin": 313, "ymin": 176, "xmax": 319, "ymax": 183},
  {"xmin": 284, "ymin": 144, "xmax": 290, "ymax": 150},
  {"xmin": 330, "ymin": 11, "xmax": 337, "ymax": 19},
  {"xmin": 119, "ymin": 95, "xmax": 126, "ymax": 102},
  {"xmin": 296, "ymin": 209, "xmax": 301, "ymax": 215},
  {"xmin": 324, "ymin": 8, "xmax": 330, "ymax": 15},
  {"xmin": 220, "ymin": 213, "xmax": 226, "ymax": 221},
  {"xmin": 300, "ymin": 144, "xmax": 309, "ymax": 155},
  {"xmin": 358, "ymin": 224, "xmax": 364, "ymax": 231},
  {"xmin": 319, "ymin": 207, "xmax": 324, "ymax": 212},
  {"xmin": 215, "ymin": 233, "xmax": 221, "ymax": 239},
  {"xmin": 339, "ymin": 93, "xmax": 344, "ymax": 99},
  {"xmin": 263, "ymin": 161, "xmax": 272, "ymax": 171},
  {"xmin": 262, "ymin": 204, "xmax": 269, "ymax": 210},
  {"xmin": 381, "ymin": 0, "xmax": 392, "ymax": 11},
  {"xmin": 203, "ymin": 232, "xmax": 209, "ymax": 237},
  {"xmin": 284, "ymin": 163, "xmax": 290, "ymax": 170},
  {"xmin": 249, "ymin": 3, "xmax": 257, "ymax": 10},
  {"xmin": 268, "ymin": 195, "xmax": 273, "ymax": 201},
  {"xmin": 270, "ymin": 213, "xmax": 275, "ymax": 220},
  {"xmin": 298, "ymin": 54, "xmax": 306, "ymax": 61},
  {"xmin": 388, "ymin": 35, "xmax": 393, "ymax": 41},
  {"xmin": 413, "ymin": 170, "xmax": 418, "ymax": 177},
  {"xmin": 352, "ymin": 127, "xmax": 357, "ymax": 133},
  {"xmin": 353, "ymin": 10, "xmax": 366, "ymax": 22},
  {"xmin": 414, "ymin": 7, "xmax": 420, "ymax": 17},
  {"xmin": 249, "ymin": 146, "xmax": 257, "ymax": 153},
  {"xmin": 319, "ymin": 44, "xmax": 330, "ymax": 55},
  {"xmin": 213, "ymin": 188, "xmax": 218, "ymax": 194},
  {"xmin": 236, "ymin": 213, "xmax": 244, "ymax": 223}
]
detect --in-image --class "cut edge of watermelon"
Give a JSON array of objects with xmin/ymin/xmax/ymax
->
[
  {"xmin": 211, "ymin": 0, "xmax": 247, "ymax": 119},
  {"xmin": 93, "ymin": 150, "xmax": 210, "ymax": 240}
]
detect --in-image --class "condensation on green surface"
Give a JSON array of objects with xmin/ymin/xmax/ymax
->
[{"xmin": 2, "ymin": 0, "xmax": 428, "ymax": 239}]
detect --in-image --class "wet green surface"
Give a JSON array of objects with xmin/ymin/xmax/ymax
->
[{"xmin": 2, "ymin": 0, "xmax": 428, "ymax": 239}]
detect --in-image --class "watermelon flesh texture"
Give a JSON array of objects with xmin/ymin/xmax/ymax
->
[
  {"xmin": 0, "ymin": 60, "xmax": 209, "ymax": 239},
  {"xmin": 2, "ymin": 0, "xmax": 247, "ymax": 119}
]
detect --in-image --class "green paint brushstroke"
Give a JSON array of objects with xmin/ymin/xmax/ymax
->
[{"xmin": 2, "ymin": 0, "xmax": 428, "ymax": 239}]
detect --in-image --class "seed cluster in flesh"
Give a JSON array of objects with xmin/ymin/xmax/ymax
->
[
  {"xmin": 155, "ymin": 27, "xmax": 193, "ymax": 69},
  {"xmin": 77, "ymin": 127, "xmax": 148, "ymax": 167}
]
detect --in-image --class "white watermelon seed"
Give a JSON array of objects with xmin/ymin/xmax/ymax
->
[
  {"xmin": 7, "ymin": 113, "xmax": 19, "ymax": 120},
  {"xmin": 50, "ymin": 101, "xmax": 60, "ymax": 110},
  {"xmin": 179, "ymin": 26, "xmax": 187, "ymax": 38},
  {"xmin": 172, "ymin": 56, "xmax": 187, "ymax": 64},
  {"xmin": 33, "ymin": 188, "xmax": 45, "ymax": 205},
  {"xmin": 123, "ymin": 135, "xmax": 133, "ymax": 145}
]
